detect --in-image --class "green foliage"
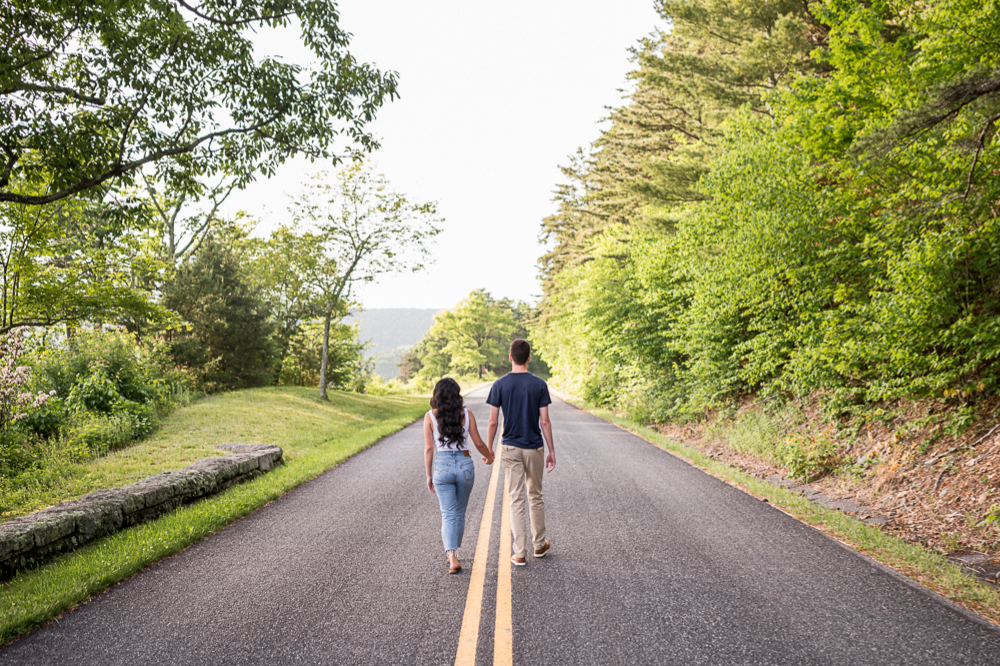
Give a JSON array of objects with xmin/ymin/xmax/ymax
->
[
  {"xmin": 0, "ymin": 327, "xmax": 192, "ymax": 502},
  {"xmin": 278, "ymin": 162, "xmax": 442, "ymax": 399},
  {"xmin": 162, "ymin": 233, "xmax": 278, "ymax": 393},
  {"xmin": 536, "ymin": 0, "xmax": 1000, "ymax": 431},
  {"xmin": 27, "ymin": 329, "xmax": 186, "ymax": 409},
  {"xmin": 278, "ymin": 320, "xmax": 366, "ymax": 391},
  {"xmin": 0, "ymin": 191, "xmax": 169, "ymax": 334},
  {"xmin": 408, "ymin": 289, "xmax": 544, "ymax": 382},
  {"xmin": 786, "ymin": 438, "xmax": 843, "ymax": 482},
  {"xmin": 0, "ymin": 0, "xmax": 398, "ymax": 206}
]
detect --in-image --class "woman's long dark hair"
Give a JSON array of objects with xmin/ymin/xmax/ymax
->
[{"xmin": 430, "ymin": 378, "xmax": 466, "ymax": 449}]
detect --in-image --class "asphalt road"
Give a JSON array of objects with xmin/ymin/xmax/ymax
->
[{"xmin": 3, "ymin": 388, "xmax": 1000, "ymax": 665}]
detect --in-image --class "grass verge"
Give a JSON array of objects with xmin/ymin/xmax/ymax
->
[
  {"xmin": 561, "ymin": 394, "xmax": 1000, "ymax": 626},
  {"xmin": 0, "ymin": 387, "xmax": 426, "ymax": 645},
  {"xmin": 3, "ymin": 387, "xmax": 424, "ymax": 520}
]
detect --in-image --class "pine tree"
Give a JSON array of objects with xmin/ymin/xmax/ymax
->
[{"xmin": 162, "ymin": 235, "xmax": 277, "ymax": 392}]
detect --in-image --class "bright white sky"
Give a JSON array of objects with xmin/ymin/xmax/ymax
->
[{"xmin": 224, "ymin": 0, "xmax": 662, "ymax": 310}]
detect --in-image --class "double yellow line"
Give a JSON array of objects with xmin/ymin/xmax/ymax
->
[{"xmin": 453, "ymin": 455, "xmax": 514, "ymax": 666}]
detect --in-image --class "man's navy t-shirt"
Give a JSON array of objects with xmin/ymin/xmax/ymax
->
[{"xmin": 486, "ymin": 372, "xmax": 551, "ymax": 449}]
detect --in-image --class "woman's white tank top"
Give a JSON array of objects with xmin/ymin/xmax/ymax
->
[{"xmin": 428, "ymin": 408, "xmax": 470, "ymax": 451}]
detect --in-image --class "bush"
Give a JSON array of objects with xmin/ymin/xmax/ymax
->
[
  {"xmin": 278, "ymin": 320, "xmax": 367, "ymax": 391},
  {"xmin": 15, "ymin": 327, "xmax": 193, "ymax": 459},
  {"xmin": 0, "ymin": 330, "xmax": 56, "ymax": 482}
]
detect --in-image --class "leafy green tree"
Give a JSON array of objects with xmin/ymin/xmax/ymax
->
[
  {"xmin": 0, "ymin": 193, "xmax": 167, "ymax": 335},
  {"xmin": 539, "ymin": 0, "xmax": 826, "ymax": 307},
  {"xmin": 409, "ymin": 290, "xmax": 542, "ymax": 381},
  {"xmin": 0, "ymin": 0, "xmax": 397, "ymax": 205},
  {"xmin": 278, "ymin": 320, "xmax": 364, "ymax": 390},
  {"xmin": 252, "ymin": 225, "xmax": 318, "ymax": 370},
  {"xmin": 161, "ymin": 232, "xmax": 276, "ymax": 392},
  {"xmin": 285, "ymin": 163, "xmax": 442, "ymax": 399},
  {"xmin": 438, "ymin": 290, "xmax": 516, "ymax": 378}
]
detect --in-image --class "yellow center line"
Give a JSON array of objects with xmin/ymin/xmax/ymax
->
[
  {"xmin": 454, "ymin": 455, "xmax": 501, "ymax": 666},
  {"xmin": 493, "ymin": 468, "xmax": 513, "ymax": 666}
]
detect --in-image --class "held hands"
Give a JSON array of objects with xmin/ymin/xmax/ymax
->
[{"xmin": 482, "ymin": 453, "xmax": 494, "ymax": 465}]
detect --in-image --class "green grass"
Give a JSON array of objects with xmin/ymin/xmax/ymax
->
[
  {"xmin": 0, "ymin": 387, "xmax": 427, "ymax": 644},
  {"xmin": 2, "ymin": 387, "xmax": 424, "ymax": 520},
  {"xmin": 563, "ymin": 396, "xmax": 1000, "ymax": 626}
]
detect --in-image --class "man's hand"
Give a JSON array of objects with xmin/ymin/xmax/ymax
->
[
  {"xmin": 427, "ymin": 476, "xmax": 435, "ymax": 494},
  {"xmin": 545, "ymin": 450, "xmax": 556, "ymax": 473}
]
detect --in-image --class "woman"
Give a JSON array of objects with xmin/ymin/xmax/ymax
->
[{"xmin": 424, "ymin": 378, "xmax": 493, "ymax": 574}]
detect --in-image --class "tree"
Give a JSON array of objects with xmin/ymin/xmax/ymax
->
[
  {"xmin": 286, "ymin": 163, "xmax": 442, "ymax": 400},
  {"xmin": 142, "ymin": 173, "xmax": 237, "ymax": 265},
  {"xmin": 253, "ymin": 226, "xmax": 318, "ymax": 370},
  {"xmin": 161, "ymin": 232, "xmax": 276, "ymax": 392},
  {"xmin": 539, "ymin": 0, "xmax": 827, "ymax": 317},
  {"xmin": 0, "ymin": 0, "xmax": 398, "ymax": 206},
  {"xmin": 0, "ymin": 193, "xmax": 167, "ymax": 335},
  {"xmin": 408, "ymin": 290, "xmax": 539, "ymax": 381},
  {"xmin": 438, "ymin": 290, "xmax": 516, "ymax": 378},
  {"xmin": 278, "ymin": 320, "xmax": 364, "ymax": 390}
]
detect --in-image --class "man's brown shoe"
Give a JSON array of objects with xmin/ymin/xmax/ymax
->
[
  {"xmin": 534, "ymin": 541, "xmax": 551, "ymax": 558},
  {"xmin": 511, "ymin": 556, "xmax": 526, "ymax": 566}
]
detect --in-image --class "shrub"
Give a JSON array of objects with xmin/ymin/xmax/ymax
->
[
  {"xmin": 16, "ymin": 327, "xmax": 193, "ymax": 458},
  {"xmin": 278, "ymin": 320, "xmax": 366, "ymax": 391},
  {"xmin": 0, "ymin": 330, "xmax": 54, "ymax": 480}
]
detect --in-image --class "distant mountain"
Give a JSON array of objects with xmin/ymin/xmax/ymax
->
[{"xmin": 345, "ymin": 308, "xmax": 442, "ymax": 379}]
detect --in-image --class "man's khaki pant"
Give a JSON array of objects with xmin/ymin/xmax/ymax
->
[{"xmin": 502, "ymin": 445, "xmax": 546, "ymax": 558}]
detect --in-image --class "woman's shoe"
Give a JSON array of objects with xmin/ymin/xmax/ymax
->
[{"xmin": 448, "ymin": 563, "xmax": 462, "ymax": 574}]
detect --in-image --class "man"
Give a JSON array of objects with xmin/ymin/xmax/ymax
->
[{"xmin": 487, "ymin": 339, "xmax": 556, "ymax": 566}]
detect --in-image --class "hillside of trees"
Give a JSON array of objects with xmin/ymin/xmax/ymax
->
[
  {"xmin": 531, "ymin": 0, "xmax": 1000, "ymax": 550},
  {"xmin": 535, "ymin": 0, "xmax": 1000, "ymax": 421}
]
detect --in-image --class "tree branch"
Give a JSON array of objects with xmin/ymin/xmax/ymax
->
[
  {"xmin": 174, "ymin": 0, "xmax": 296, "ymax": 27},
  {"xmin": 2, "ymin": 20, "xmax": 83, "ymax": 77},
  {"xmin": 0, "ymin": 82, "xmax": 105, "ymax": 106},
  {"xmin": 117, "ymin": 35, "xmax": 184, "ymax": 165},
  {"xmin": 0, "ymin": 103, "xmax": 290, "ymax": 205},
  {"xmin": 141, "ymin": 173, "xmax": 171, "ymax": 226},
  {"xmin": 175, "ymin": 180, "xmax": 235, "ymax": 259},
  {"xmin": 963, "ymin": 112, "xmax": 1000, "ymax": 199},
  {"xmin": 0, "ymin": 145, "xmax": 17, "ymax": 190}
]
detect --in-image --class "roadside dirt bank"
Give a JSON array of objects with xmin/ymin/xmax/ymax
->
[{"xmin": 657, "ymin": 395, "xmax": 1000, "ymax": 586}]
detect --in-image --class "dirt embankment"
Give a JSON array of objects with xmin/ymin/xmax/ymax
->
[{"xmin": 659, "ymin": 395, "xmax": 1000, "ymax": 583}]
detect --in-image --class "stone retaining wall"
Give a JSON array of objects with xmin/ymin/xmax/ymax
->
[{"xmin": 0, "ymin": 443, "xmax": 283, "ymax": 581}]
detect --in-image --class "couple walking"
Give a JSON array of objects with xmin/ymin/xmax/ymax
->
[{"xmin": 423, "ymin": 339, "xmax": 555, "ymax": 574}]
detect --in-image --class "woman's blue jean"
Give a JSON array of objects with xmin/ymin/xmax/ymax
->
[{"xmin": 433, "ymin": 450, "xmax": 475, "ymax": 551}]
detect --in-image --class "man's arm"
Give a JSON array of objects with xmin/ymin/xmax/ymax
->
[
  {"xmin": 487, "ymin": 405, "xmax": 500, "ymax": 456},
  {"xmin": 540, "ymin": 406, "xmax": 555, "ymax": 472}
]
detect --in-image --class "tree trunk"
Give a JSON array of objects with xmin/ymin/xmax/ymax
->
[{"xmin": 319, "ymin": 310, "xmax": 331, "ymax": 400}]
